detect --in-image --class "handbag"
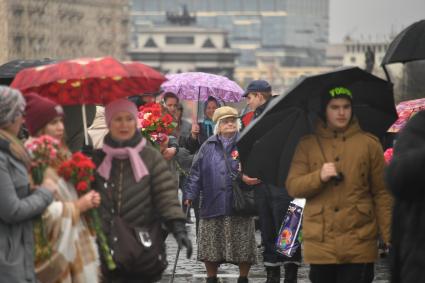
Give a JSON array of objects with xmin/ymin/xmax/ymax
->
[
  {"xmin": 232, "ymin": 180, "xmax": 257, "ymax": 216},
  {"xmin": 221, "ymin": 143, "xmax": 257, "ymax": 216},
  {"xmin": 107, "ymin": 177, "xmax": 167, "ymax": 278},
  {"xmin": 109, "ymin": 216, "xmax": 167, "ymax": 277}
]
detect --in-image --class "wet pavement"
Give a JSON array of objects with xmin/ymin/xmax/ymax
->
[{"xmin": 160, "ymin": 214, "xmax": 390, "ymax": 283}]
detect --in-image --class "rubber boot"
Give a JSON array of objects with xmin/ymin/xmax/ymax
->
[
  {"xmin": 206, "ymin": 276, "xmax": 218, "ymax": 283},
  {"xmin": 284, "ymin": 263, "xmax": 298, "ymax": 283},
  {"xmin": 238, "ymin": 276, "xmax": 249, "ymax": 283},
  {"xmin": 265, "ymin": 266, "xmax": 280, "ymax": 283}
]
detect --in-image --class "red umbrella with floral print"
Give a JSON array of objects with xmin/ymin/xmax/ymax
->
[
  {"xmin": 11, "ymin": 56, "xmax": 166, "ymax": 144},
  {"xmin": 387, "ymin": 97, "xmax": 425, "ymax": 132},
  {"xmin": 11, "ymin": 56, "xmax": 165, "ymax": 105}
]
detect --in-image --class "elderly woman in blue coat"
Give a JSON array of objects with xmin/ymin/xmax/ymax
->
[
  {"xmin": 0, "ymin": 86, "xmax": 57, "ymax": 283},
  {"xmin": 184, "ymin": 106, "xmax": 257, "ymax": 283}
]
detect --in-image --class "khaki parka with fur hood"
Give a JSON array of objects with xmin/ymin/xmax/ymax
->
[{"xmin": 286, "ymin": 118, "xmax": 392, "ymax": 264}]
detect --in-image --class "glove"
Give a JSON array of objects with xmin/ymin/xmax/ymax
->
[{"xmin": 166, "ymin": 220, "xmax": 193, "ymax": 259}]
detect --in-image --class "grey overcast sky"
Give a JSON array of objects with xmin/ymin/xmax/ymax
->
[{"xmin": 329, "ymin": 0, "xmax": 425, "ymax": 43}]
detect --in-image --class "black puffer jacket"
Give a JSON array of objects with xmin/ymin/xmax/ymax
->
[
  {"xmin": 385, "ymin": 110, "xmax": 425, "ymax": 283},
  {"xmin": 93, "ymin": 132, "xmax": 185, "ymax": 235}
]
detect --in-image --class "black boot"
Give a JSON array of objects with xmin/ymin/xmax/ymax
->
[
  {"xmin": 265, "ymin": 266, "xmax": 280, "ymax": 283},
  {"xmin": 284, "ymin": 263, "xmax": 298, "ymax": 283},
  {"xmin": 238, "ymin": 276, "xmax": 249, "ymax": 283},
  {"xmin": 206, "ymin": 276, "xmax": 218, "ymax": 283}
]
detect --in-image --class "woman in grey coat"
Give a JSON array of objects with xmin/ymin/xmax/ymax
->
[{"xmin": 0, "ymin": 86, "xmax": 57, "ymax": 283}]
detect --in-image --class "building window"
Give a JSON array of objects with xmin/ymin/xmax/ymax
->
[
  {"xmin": 13, "ymin": 35, "xmax": 24, "ymax": 52},
  {"xmin": 98, "ymin": 16, "xmax": 112, "ymax": 25},
  {"xmin": 121, "ymin": 18, "xmax": 129, "ymax": 26},
  {"xmin": 98, "ymin": 40, "xmax": 113, "ymax": 53},
  {"xmin": 11, "ymin": 4, "xmax": 24, "ymax": 17},
  {"xmin": 165, "ymin": 36, "xmax": 194, "ymax": 44},
  {"xmin": 350, "ymin": 56, "xmax": 356, "ymax": 63},
  {"xmin": 244, "ymin": 0, "xmax": 259, "ymax": 11}
]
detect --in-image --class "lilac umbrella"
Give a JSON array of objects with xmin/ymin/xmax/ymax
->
[{"xmin": 161, "ymin": 72, "xmax": 244, "ymax": 102}]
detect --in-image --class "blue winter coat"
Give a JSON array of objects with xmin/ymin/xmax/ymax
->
[{"xmin": 184, "ymin": 134, "xmax": 239, "ymax": 219}]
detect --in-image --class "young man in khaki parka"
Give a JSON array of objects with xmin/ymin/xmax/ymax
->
[{"xmin": 286, "ymin": 87, "xmax": 392, "ymax": 283}]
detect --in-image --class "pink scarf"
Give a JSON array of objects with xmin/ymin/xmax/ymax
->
[{"xmin": 97, "ymin": 138, "xmax": 149, "ymax": 182}]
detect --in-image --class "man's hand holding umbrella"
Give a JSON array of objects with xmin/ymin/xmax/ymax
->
[{"xmin": 320, "ymin": 162, "xmax": 339, "ymax": 183}]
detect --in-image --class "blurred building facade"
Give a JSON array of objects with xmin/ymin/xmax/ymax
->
[
  {"xmin": 129, "ymin": 0, "xmax": 329, "ymax": 91},
  {"xmin": 130, "ymin": 0, "xmax": 329, "ymax": 67},
  {"xmin": 325, "ymin": 38, "xmax": 400, "ymax": 80},
  {"xmin": 235, "ymin": 64, "xmax": 332, "ymax": 94},
  {"xmin": 342, "ymin": 40, "xmax": 389, "ymax": 71},
  {"xmin": 129, "ymin": 23, "xmax": 238, "ymax": 78},
  {"xmin": 0, "ymin": 0, "xmax": 129, "ymax": 64},
  {"xmin": 324, "ymin": 43, "xmax": 345, "ymax": 68}
]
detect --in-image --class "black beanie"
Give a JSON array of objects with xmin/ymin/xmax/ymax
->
[{"xmin": 320, "ymin": 87, "xmax": 353, "ymax": 119}]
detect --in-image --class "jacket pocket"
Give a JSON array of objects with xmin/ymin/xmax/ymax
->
[
  {"xmin": 354, "ymin": 204, "xmax": 378, "ymax": 240},
  {"xmin": 302, "ymin": 205, "xmax": 324, "ymax": 242}
]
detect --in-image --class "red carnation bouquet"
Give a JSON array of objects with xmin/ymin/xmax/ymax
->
[
  {"xmin": 58, "ymin": 152, "xmax": 116, "ymax": 270},
  {"xmin": 58, "ymin": 152, "xmax": 95, "ymax": 192},
  {"xmin": 138, "ymin": 102, "xmax": 177, "ymax": 148},
  {"xmin": 26, "ymin": 135, "xmax": 68, "ymax": 265}
]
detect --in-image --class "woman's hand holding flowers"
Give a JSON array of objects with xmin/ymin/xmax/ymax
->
[{"xmin": 76, "ymin": 191, "xmax": 101, "ymax": 213}]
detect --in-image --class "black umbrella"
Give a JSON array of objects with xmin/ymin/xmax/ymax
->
[
  {"xmin": 242, "ymin": 108, "xmax": 310, "ymax": 185},
  {"xmin": 381, "ymin": 19, "xmax": 425, "ymax": 81},
  {"xmin": 0, "ymin": 58, "xmax": 56, "ymax": 85},
  {"xmin": 237, "ymin": 66, "xmax": 397, "ymax": 187}
]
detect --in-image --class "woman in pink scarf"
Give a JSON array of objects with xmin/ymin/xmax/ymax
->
[{"xmin": 92, "ymin": 99, "xmax": 192, "ymax": 283}]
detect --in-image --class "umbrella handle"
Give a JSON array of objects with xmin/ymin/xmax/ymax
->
[
  {"xmin": 82, "ymin": 104, "xmax": 89, "ymax": 146},
  {"xmin": 382, "ymin": 64, "xmax": 392, "ymax": 83},
  {"xmin": 191, "ymin": 101, "xmax": 198, "ymax": 125}
]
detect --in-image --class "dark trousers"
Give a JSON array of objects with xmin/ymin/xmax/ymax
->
[
  {"xmin": 309, "ymin": 263, "xmax": 374, "ymax": 283},
  {"xmin": 254, "ymin": 183, "xmax": 302, "ymax": 266}
]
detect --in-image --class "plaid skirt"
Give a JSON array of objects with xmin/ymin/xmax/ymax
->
[{"xmin": 197, "ymin": 216, "xmax": 257, "ymax": 264}]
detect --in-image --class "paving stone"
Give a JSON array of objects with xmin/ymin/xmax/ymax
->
[{"xmin": 161, "ymin": 214, "xmax": 390, "ymax": 283}]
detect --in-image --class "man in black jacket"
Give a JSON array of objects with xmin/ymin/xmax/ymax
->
[{"xmin": 241, "ymin": 80, "xmax": 300, "ymax": 283}]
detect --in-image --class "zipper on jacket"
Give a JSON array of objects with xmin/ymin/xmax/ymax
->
[{"xmin": 117, "ymin": 160, "xmax": 124, "ymax": 214}]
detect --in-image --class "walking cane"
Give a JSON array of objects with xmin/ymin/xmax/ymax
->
[{"xmin": 170, "ymin": 204, "xmax": 191, "ymax": 283}]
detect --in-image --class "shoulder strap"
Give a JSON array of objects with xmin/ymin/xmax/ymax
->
[{"xmin": 218, "ymin": 141, "xmax": 237, "ymax": 180}]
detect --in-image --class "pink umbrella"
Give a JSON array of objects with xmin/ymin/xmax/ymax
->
[
  {"xmin": 160, "ymin": 72, "xmax": 244, "ymax": 102},
  {"xmin": 388, "ymin": 97, "xmax": 425, "ymax": 132}
]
